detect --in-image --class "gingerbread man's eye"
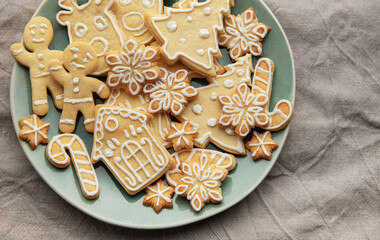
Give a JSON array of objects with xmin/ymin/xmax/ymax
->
[
  {"xmin": 40, "ymin": 29, "xmax": 45, "ymax": 34},
  {"xmin": 30, "ymin": 30, "xmax": 35, "ymax": 35}
]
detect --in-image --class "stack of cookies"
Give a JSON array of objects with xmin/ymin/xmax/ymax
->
[{"xmin": 11, "ymin": 0, "xmax": 293, "ymax": 213}]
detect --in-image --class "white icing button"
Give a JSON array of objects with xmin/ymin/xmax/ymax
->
[
  {"xmin": 225, "ymin": 128, "xmax": 235, "ymax": 136},
  {"xmin": 207, "ymin": 118, "xmax": 217, "ymax": 127},
  {"xmin": 204, "ymin": 7, "xmax": 211, "ymax": 16},
  {"xmin": 167, "ymin": 21, "xmax": 177, "ymax": 32},
  {"xmin": 38, "ymin": 54, "xmax": 43, "ymax": 60},
  {"xmin": 73, "ymin": 77, "xmax": 79, "ymax": 84},
  {"xmin": 39, "ymin": 64, "xmax": 44, "ymax": 70},
  {"xmin": 104, "ymin": 148, "xmax": 113, "ymax": 157},
  {"xmin": 199, "ymin": 29, "xmax": 210, "ymax": 39},
  {"xmin": 224, "ymin": 79, "xmax": 234, "ymax": 88},
  {"xmin": 73, "ymin": 87, "xmax": 80, "ymax": 93},
  {"xmin": 179, "ymin": 38, "xmax": 186, "ymax": 44},
  {"xmin": 192, "ymin": 104, "xmax": 203, "ymax": 115},
  {"xmin": 197, "ymin": 49, "xmax": 205, "ymax": 56},
  {"xmin": 186, "ymin": 16, "xmax": 192, "ymax": 22},
  {"xmin": 237, "ymin": 69, "xmax": 245, "ymax": 77},
  {"xmin": 136, "ymin": 127, "xmax": 143, "ymax": 133},
  {"xmin": 210, "ymin": 92, "xmax": 217, "ymax": 100},
  {"xmin": 73, "ymin": 54, "xmax": 78, "ymax": 59}
]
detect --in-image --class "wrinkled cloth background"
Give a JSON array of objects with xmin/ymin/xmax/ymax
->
[{"xmin": 1, "ymin": 0, "xmax": 380, "ymax": 239}]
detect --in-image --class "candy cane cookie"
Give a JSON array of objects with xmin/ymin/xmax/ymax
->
[{"xmin": 46, "ymin": 134, "xmax": 100, "ymax": 199}]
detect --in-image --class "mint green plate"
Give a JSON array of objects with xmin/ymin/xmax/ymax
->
[{"xmin": 10, "ymin": 0, "xmax": 295, "ymax": 229}]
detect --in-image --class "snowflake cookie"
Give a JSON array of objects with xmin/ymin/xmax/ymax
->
[
  {"xmin": 19, "ymin": 114, "xmax": 50, "ymax": 149},
  {"xmin": 143, "ymin": 179, "xmax": 174, "ymax": 213},
  {"xmin": 105, "ymin": 38, "xmax": 162, "ymax": 96},
  {"xmin": 218, "ymin": 82, "xmax": 269, "ymax": 138},
  {"xmin": 175, "ymin": 151, "xmax": 235, "ymax": 212},
  {"xmin": 219, "ymin": 7, "xmax": 270, "ymax": 60},
  {"xmin": 165, "ymin": 121, "xmax": 199, "ymax": 152},
  {"xmin": 143, "ymin": 68, "xmax": 198, "ymax": 116},
  {"xmin": 245, "ymin": 131, "xmax": 278, "ymax": 161}
]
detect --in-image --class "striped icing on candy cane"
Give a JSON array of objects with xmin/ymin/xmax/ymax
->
[{"xmin": 46, "ymin": 134, "xmax": 100, "ymax": 199}]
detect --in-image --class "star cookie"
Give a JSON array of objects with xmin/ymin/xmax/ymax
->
[
  {"xmin": 19, "ymin": 114, "xmax": 50, "ymax": 149},
  {"xmin": 143, "ymin": 179, "xmax": 174, "ymax": 213},
  {"xmin": 219, "ymin": 7, "xmax": 270, "ymax": 60},
  {"xmin": 165, "ymin": 121, "xmax": 199, "ymax": 152},
  {"xmin": 245, "ymin": 131, "xmax": 278, "ymax": 160}
]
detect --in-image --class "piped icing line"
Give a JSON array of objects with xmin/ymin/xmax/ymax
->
[
  {"xmin": 19, "ymin": 114, "xmax": 49, "ymax": 147},
  {"xmin": 33, "ymin": 100, "xmax": 48, "ymax": 106},
  {"xmin": 12, "ymin": 48, "xmax": 23, "ymax": 56},
  {"xmin": 63, "ymin": 97, "xmax": 93, "ymax": 104},
  {"xmin": 46, "ymin": 134, "xmax": 100, "ymax": 198},
  {"xmin": 33, "ymin": 72, "xmax": 50, "ymax": 78}
]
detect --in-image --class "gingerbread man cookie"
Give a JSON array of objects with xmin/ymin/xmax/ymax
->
[
  {"xmin": 18, "ymin": 114, "xmax": 50, "ymax": 149},
  {"xmin": 145, "ymin": 0, "xmax": 233, "ymax": 77},
  {"xmin": 143, "ymin": 179, "xmax": 174, "ymax": 213},
  {"xmin": 48, "ymin": 42, "xmax": 110, "ymax": 133},
  {"xmin": 57, "ymin": 0, "xmax": 124, "ymax": 75},
  {"xmin": 10, "ymin": 17, "xmax": 64, "ymax": 116}
]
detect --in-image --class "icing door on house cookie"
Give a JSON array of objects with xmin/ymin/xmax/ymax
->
[{"xmin": 91, "ymin": 105, "xmax": 173, "ymax": 195}]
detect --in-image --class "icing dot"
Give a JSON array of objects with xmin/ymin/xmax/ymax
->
[
  {"xmin": 186, "ymin": 16, "xmax": 192, "ymax": 22},
  {"xmin": 207, "ymin": 118, "xmax": 217, "ymax": 127},
  {"xmin": 39, "ymin": 64, "xmax": 44, "ymax": 70},
  {"xmin": 210, "ymin": 92, "xmax": 217, "ymax": 100},
  {"xmin": 104, "ymin": 148, "xmax": 113, "ymax": 157},
  {"xmin": 179, "ymin": 38, "xmax": 186, "ymax": 44},
  {"xmin": 167, "ymin": 21, "xmax": 177, "ymax": 32},
  {"xmin": 73, "ymin": 54, "xmax": 78, "ymax": 59},
  {"xmin": 204, "ymin": 7, "xmax": 211, "ymax": 16},
  {"xmin": 197, "ymin": 49, "xmax": 205, "ymax": 56},
  {"xmin": 199, "ymin": 29, "xmax": 210, "ymax": 39},
  {"xmin": 136, "ymin": 127, "xmax": 143, "ymax": 133},
  {"xmin": 237, "ymin": 69, "xmax": 245, "ymax": 77},
  {"xmin": 225, "ymin": 128, "xmax": 235, "ymax": 136},
  {"xmin": 40, "ymin": 29, "xmax": 45, "ymax": 34},
  {"xmin": 73, "ymin": 87, "xmax": 80, "ymax": 93},
  {"xmin": 38, "ymin": 54, "xmax": 43, "ymax": 60},
  {"xmin": 73, "ymin": 77, "xmax": 79, "ymax": 84},
  {"xmin": 192, "ymin": 104, "xmax": 203, "ymax": 115},
  {"xmin": 224, "ymin": 79, "xmax": 234, "ymax": 88}
]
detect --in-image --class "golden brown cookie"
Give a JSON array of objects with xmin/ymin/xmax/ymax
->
[
  {"xmin": 143, "ymin": 179, "xmax": 174, "ymax": 213},
  {"xmin": 18, "ymin": 114, "xmax": 50, "ymax": 149},
  {"xmin": 165, "ymin": 121, "xmax": 198, "ymax": 152},
  {"xmin": 46, "ymin": 134, "xmax": 100, "ymax": 199},
  {"xmin": 245, "ymin": 131, "xmax": 278, "ymax": 161},
  {"xmin": 10, "ymin": 17, "xmax": 64, "ymax": 116}
]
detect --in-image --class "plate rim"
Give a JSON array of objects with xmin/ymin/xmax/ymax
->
[{"xmin": 10, "ymin": 0, "xmax": 296, "ymax": 229}]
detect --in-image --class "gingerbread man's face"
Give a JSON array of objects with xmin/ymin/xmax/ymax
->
[
  {"xmin": 23, "ymin": 17, "xmax": 53, "ymax": 51},
  {"xmin": 63, "ymin": 42, "xmax": 97, "ymax": 75}
]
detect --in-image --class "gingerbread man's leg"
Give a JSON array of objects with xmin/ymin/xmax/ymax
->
[
  {"xmin": 80, "ymin": 102, "xmax": 96, "ymax": 133},
  {"xmin": 47, "ymin": 77, "xmax": 64, "ymax": 110},
  {"xmin": 59, "ymin": 104, "xmax": 78, "ymax": 133},
  {"xmin": 31, "ymin": 76, "xmax": 50, "ymax": 116}
]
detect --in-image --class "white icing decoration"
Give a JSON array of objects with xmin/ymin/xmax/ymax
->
[
  {"xmin": 49, "ymin": 66, "xmax": 62, "ymax": 71},
  {"xmin": 56, "ymin": 94, "xmax": 64, "ymax": 100},
  {"xmin": 146, "ymin": 182, "xmax": 172, "ymax": 206},
  {"xmin": 197, "ymin": 49, "xmax": 205, "ymax": 56},
  {"xmin": 186, "ymin": 16, "xmax": 192, "ymax": 22},
  {"xmin": 89, "ymin": 37, "xmax": 109, "ymax": 57},
  {"xmin": 40, "ymin": 29, "xmax": 45, "ymax": 34},
  {"xmin": 33, "ymin": 100, "xmax": 48, "ymax": 106},
  {"xmin": 32, "ymin": 38, "xmax": 45, "ymax": 43},
  {"xmin": 166, "ymin": 121, "xmax": 197, "ymax": 147},
  {"xmin": 199, "ymin": 29, "xmax": 210, "ymax": 39},
  {"xmin": 94, "ymin": 15, "xmax": 108, "ymax": 31},
  {"xmin": 248, "ymin": 131, "xmax": 277, "ymax": 157},
  {"xmin": 210, "ymin": 92, "xmax": 217, "ymax": 100},
  {"xmin": 136, "ymin": 127, "xmax": 143, "ymax": 134},
  {"xmin": 39, "ymin": 64, "xmax": 45, "ymax": 70},
  {"xmin": 73, "ymin": 87, "xmax": 80, "ymax": 93},
  {"xmin": 86, "ymin": 52, "xmax": 93, "ymax": 60},
  {"xmin": 122, "ymin": 12, "xmax": 144, "ymax": 31},
  {"xmin": 179, "ymin": 38, "xmax": 186, "ymax": 44},
  {"xmin": 12, "ymin": 49, "xmax": 23, "ymax": 56},
  {"xmin": 30, "ymin": 30, "xmax": 35, "ymax": 35},
  {"xmin": 38, "ymin": 54, "xmax": 43, "ymax": 60},
  {"xmin": 46, "ymin": 134, "xmax": 99, "ymax": 198},
  {"xmin": 204, "ymin": 7, "xmax": 211, "ymax": 16},
  {"xmin": 71, "ymin": 61, "xmax": 85, "ymax": 69},
  {"xmin": 29, "ymin": 24, "xmax": 37, "ymax": 29},
  {"xmin": 236, "ymin": 69, "xmax": 244, "ymax": 77},
  {"xmin": 73, "ymin": 77, "xmax": 79, "ymax": 84},
  {"xmin": 167, "ymin": 21, "xmax": 177, "ymax": 32},
  {"xmin": 142, "ymin": 0, "xmax": 155, "ymax": 8},
  {"xmin": 74, "ymin": 23, "xmax": 88, "ymax": 38},
  {"xmin": 83, "ymin": 118, "xmax": 95, "ymax": 124},
  {"xmin": 224, "ymin": 79, "xmax": 234, "ymax": 88},
  {"xmin": 83, "ymin": 58, "xmax": 88, "ymax": 63},
  {"xmin": 40, "ymin": 23, "xmax": 48, "ymax": 28},
  {"xmin": 192, "ymin": 104, "xmax": 202, "ymax": 115},
  {"xmin": 73, "ymin": 54, "xmax": 78, "ymax": 59},
  {"xmin": 105, "ymin": 117, "xmax": 118, "ymax": 132},
  {"xmin": 104, "ymin": 148, "xmax": 114, "ymax": 157},
  {"xmin": 33, "ymin": 72, "xmax": 50, "ymax": 78},
  {"xmin": 60, "ymin": 119, "xmax": 75, "ymax": 124},
  {"xmin": 120, "ymin": 0, "xmax": 131, "ymax": 5},
  {"xmin": 225, "ymin": 128, "xmax": 235, "ymax": 136},
  {"xmin": 97, "ymin": 85, "xmax": 105, "ymax": 94},
  {"xmin": 63, "ymin": 97, "xmax": 92, "ymax": 104},
  {"xmin": 207, "ymin": 118, "xmax": 217, "ymax": 127},
  {"xmin": 70, "ymin": 47, "xmax": 80, "ymax": 53}
]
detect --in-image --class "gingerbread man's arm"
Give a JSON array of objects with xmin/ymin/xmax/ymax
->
[
  {"xmin": 48, "ymin": 59, "xmax": 72, "ymax": 86},
  {"xmin": 10, "ymin": 43, "xmax": 33, "ymax": 67},
  {"xmin": 87, "ymin": 77, "xmax": 110, "ymax": 99}
]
